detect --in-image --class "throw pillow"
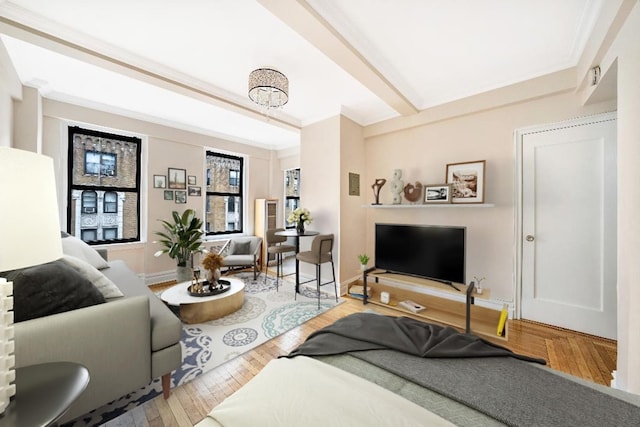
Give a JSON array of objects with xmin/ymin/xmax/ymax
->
[
  {"xmin": 231, "ymin": 240, "xmax": 251, "ymax": 255},
  {"xmin": 61, "ymin": 255, "xmax": 124, "ymax": 299},
  {"xmin": 3, "ymin": 259, "xmax": 106, "ymax": 322},
  {"xmin": 61, "ymin": 234, "xmax": 109, "ymax": 270}
]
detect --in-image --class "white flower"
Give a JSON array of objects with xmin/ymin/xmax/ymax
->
[{"xmin": 287, "ymin": 207, "xmax": 312, "ymax": 225}]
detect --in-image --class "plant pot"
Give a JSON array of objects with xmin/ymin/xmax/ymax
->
[
  {"xmin": 360, "ymin": 264, "xmax": 367, "ymax": 271},
  {"xmin": 176, "ymin": 266, "xmax": 192, "ymax": 283}
]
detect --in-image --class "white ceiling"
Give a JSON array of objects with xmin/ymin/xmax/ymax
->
[{"xmin": 0, "ymin": 0, "xmax": 603, "ymax": 150}]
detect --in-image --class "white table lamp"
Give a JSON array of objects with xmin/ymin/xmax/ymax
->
[{"xmin": 0, "ymin": 147, "xmax": 63, "ymax": 414}]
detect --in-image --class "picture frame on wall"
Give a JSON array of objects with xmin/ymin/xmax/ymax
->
[
  {"xmin": 164, "ymin": 190, "xmax": 174, "ymax": 200},
  {"xmin": 168, "ymin": 168, "xmax": 187, "ymax": 189},
  {"xmin": 188, "ymin": 186, "xmax": 201, "ymax": 196},
  {"xmin": 446, "ymin": 160, "xmax": 486, "ymax": 203},
  {"xmin": 153, "ymin": 175, "xmax": 166, "ymax": 189},
  {"xmin": 423, "ymin": 183, "xmax": 452, "ymax": 204},
  {"xmin": 175, "ymin": 190, "xmax": 187, "ymax": 204},
  {"xmin": 188, "ymin": 175, "xmax": 197, "ymax": 185}
]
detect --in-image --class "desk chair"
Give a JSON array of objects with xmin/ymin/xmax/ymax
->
[
  {"xmin": 295, "ymin": 234, "xmax": 338, "ymax": 308},
  {"xmin": 264, "ymin": 228, "xmax": 296, "ymax": 290}
]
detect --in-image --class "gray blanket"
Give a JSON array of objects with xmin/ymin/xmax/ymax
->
[
  {"xmin": 287, "ymin": 313, "xmax": 640, "ymax": 427},
  {"xmin": 286, "ymin": 312, "xmax": 545, "ymax": 364}
]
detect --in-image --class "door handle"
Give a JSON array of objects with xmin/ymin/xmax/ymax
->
[{"xmin": 526, "ymin": 235, "xmax": 535, "ymax": 242}]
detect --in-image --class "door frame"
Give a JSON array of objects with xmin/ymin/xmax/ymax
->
[{"xmin": 513, "ymin": 111, "xmax": 617, "ymax": 320}]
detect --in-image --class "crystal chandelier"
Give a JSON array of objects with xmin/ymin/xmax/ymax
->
[{"xmin": 248, "ymin": 68, "xmax": 289, "ymax": 113}]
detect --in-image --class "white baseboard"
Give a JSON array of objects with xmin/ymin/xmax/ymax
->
[{"xmin": 144, "ymin": 270, "xmax": 175, "ymax": 286}]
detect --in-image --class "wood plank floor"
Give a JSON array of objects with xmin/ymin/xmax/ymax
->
[{"xmin": 107, "ymin": 277, "xmax": 617, "ymax": 427}]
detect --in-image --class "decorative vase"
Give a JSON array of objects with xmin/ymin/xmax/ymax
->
[
  {"xmin": 360, "ymin": 264, "xmax": 367, "ymax": 271},
  {"xmin": 296, "ymin": 221, "xmax": 305, "ymax": 234},
  {"xmin": 176, "ymin": 266, "xmax": 192, "ymax": 283},
  {"xmin": 205, "ymin": 268, "xmax": 222, "ymax": 284}
]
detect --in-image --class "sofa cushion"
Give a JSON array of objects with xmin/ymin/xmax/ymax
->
[
  {"xmin": 230, "ymin": 240, "xmax": 251, "ymax": 255},
  {"xmin": 61, "ymin": 255, "xmax": 124, "ymax": 299},
  {"xmin": 61, "ymin": 234, "xmax": 109, "ymax": 270},
  {"xmin": 4, "ymin": 259, "xmax": 105, "ymax": 322}
]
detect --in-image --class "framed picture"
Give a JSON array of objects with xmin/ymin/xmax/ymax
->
[
  {"xmin": 446, "ymin": 160, "xmax": 486, "ymax": 203},
  {"xmin": 153, "ymin": 175, "xmax": 166, "ymax": 189},
  {"xmin": 188, "ymin": 175, "xmax": 197, "ymax": 185},
  {"xmin": 163, "ymin": 190, "xmax": 174, "ymax": 200},
  {"xmin": 175, "ymin": 190, "xmax": 187, "ymax": 204},
  {"xmin": 168, "ymin": 168, "xmax": 187, "ymax": 189},
  {"xmin": 188, "ymin": 186, "xmax": 201, "ymax": 196},
  {"xmin": 423, "ymin": 183, "xmax": 452, "ymax": 204}
]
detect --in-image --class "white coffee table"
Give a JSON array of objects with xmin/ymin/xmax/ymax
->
[{"xmin": 161, "ymin": 277, "xmax": 245, "ymax": 324}]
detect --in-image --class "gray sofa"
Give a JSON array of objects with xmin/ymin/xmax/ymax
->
[{"xmin": 13, "ymin": 254, "xmax": 182, "ymax": 423}]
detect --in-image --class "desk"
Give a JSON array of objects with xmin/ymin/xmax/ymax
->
[
  {"xmin": 0, "ymin": 362, "xmax": 90, "ymax": 427},
  {"xmin": 275, "ymin": 229, "xmax": 319, "ymax": 293}
]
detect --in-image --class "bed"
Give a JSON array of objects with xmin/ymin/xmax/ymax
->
[{"xmin": 196, "ymin": 312, "xmax": 640, "ymax": 427}]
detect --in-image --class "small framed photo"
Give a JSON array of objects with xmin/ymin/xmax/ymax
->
[
  {"xmin": 424, "ymin": 183, "xmax": 452, "ymax": 204},
  {"xmin": 153, "ymin": 175, "xmax": 166, "ymax": 189},
  {"xmin": 188, "ymin": 186, "xmax": 201, "ymax": 196},
  {"xmin": 446, "ymin": 160, "xmax": 486, "ymax": 204},
  {"xmin": 163, "ymin": 190, "xmax": 174, "ymax": 201},
  {"xmin": 175, "ymin": 190, "xmax": 187, "ymax": 204},
  {"xmin": 188, "ymin": 175, "xmax": 197, "ymax": 185},
  {"xmin": 168, "ymin": 167, "xmax": 187, "ymax": 189}
]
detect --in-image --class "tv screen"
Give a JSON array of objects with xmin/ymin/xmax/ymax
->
[{"xmin": 375, "ymin": 223, "xmax": 466, "ymax": 284}]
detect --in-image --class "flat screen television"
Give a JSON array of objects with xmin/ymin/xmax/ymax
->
[{"xmin": 375, "ymin": 223, "xmax": 466, "ymax": 285}]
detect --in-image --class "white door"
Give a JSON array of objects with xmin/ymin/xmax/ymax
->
[{"xmin": 519, "ymin": 113, "xmax": 617, "ymax": 339}]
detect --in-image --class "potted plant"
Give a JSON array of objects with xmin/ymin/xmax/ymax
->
[
  {"xmin": 358, "ymin": 253, "xmax": 370, "ymax": 270},
  {"xmin": 154, "ymin": 209, "xmax": 205, "ymax": 282}
]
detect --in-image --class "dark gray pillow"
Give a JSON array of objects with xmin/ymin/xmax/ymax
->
[
  {"xmin": 3, "ymin": 259, "xmax": 105, "ymax": 322},
  {"xmin": 231, "ymin": 240, "xmax": 251, "ymax": 255}
]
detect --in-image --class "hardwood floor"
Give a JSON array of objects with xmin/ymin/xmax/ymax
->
[{"xmin": 108, "ymin": 282, "xmax": 617, "ymax": 427}]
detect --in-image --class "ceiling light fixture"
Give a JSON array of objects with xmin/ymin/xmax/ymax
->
[{"xmin": 248, "ymin": 68, "xmax": 289, "ymax": 114}]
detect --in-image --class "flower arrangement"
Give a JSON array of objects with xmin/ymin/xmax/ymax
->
[
  {"xmin": 202, "ymin": 252, "xmax": 225, "ymax": 271},
  {"xmin": 287, "ymin": 207, "xmax": 312, "ymax": 226}
]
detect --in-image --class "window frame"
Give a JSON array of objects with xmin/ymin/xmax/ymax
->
[
  {"xmin": 205, "ymin": 151, "xmax": 244, "ymax": 236},
  {"xmin": 67, "ymin": 126, "xmax": 142, "ymax": 245}
]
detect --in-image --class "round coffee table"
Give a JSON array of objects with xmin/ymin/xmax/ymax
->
[{"xmin": 161, "ymin": 277, "xmax": 245, "ymax": 324}]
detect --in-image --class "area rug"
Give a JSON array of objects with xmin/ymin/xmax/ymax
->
[{"xmin": 64, "ymin": 272, "xmax": 341, "ymax": 426}]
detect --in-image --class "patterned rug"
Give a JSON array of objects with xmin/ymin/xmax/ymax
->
[{"xmin": 64, "ymin": 272, "xmax": 341, "ymax": 426}]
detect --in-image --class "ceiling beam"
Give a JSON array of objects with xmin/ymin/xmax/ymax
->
[{"xmin": 259, "ymin": 0, "xmax": 418, "ymax": 116}]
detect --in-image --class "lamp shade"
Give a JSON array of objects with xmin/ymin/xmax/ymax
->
[
  {"xmin": 0, "ymin": 148, "xmax": 63, "ymax": 271},
  {"xmin": 248, "ymin": 68, "xmax": 289, "ymax": 110}
]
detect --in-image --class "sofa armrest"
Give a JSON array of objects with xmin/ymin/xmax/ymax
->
[{"xmin": 14, "ymin": 296, "xmax": 152, "ymax": 419}]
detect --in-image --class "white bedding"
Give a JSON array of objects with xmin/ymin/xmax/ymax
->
[{"xmin": 195, "ymin": 356, "xmax": 454, "ymax": 427}]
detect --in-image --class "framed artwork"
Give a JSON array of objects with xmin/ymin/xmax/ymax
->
[
  {"xmin": 163, "ymin": 190, "xmax": 174, "ymax": 200},
  {"xmin": 188, "ymin": 186, "xmax": 201, "ymax": 196},
  {"xmin": 175, "ymin": 190, "xmax": 187, "ymax": 204},
  {"xmin": 188, "ymin": 175, "xmax": 197, "ymax": 185},
  {"xmin": 153, "ymin": 175, "xmax": 166, "ymax": 189},
  {"xmin": 424, "ymin": 183, "xmax": 452, "ymax": 204},
  {"xmin": 348, "ymin": 172, "xmax": 360, "ymax": 196},
  {"xmin": 446, "ymin": 160, "xmax": 486, "ymax": 203},
  {"xmin": 168, "ymin": 167, "xmax": 187, "ymax": 189}
]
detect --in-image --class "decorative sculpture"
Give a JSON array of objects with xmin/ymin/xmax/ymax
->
[
  {"xmin": 371, "ymin": 178, "xmax": 386, "ymax": 205},
  {"xmin": 403, "ymin": 182, "xmax": 423, "ymax": 203},
  {"xmin": 389, "ymin": 169, "xmax": 404, "ymax": 204}
]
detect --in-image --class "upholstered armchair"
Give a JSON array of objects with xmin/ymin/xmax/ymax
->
[{"xmin": 220, "ymin": 236, "xmax": 263, "ymax": 279}]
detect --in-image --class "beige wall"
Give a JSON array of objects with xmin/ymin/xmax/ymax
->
[
  {"xmin": 339, "ymin": 115, "xmax": 366, "ymax": 288},
  {"xmin": 300, "ymin": 116, "xmax": 341, "ymax": 280},
  {"xmin": 12, "ymin": 85, "xmax": 41, "ymax": 152},
  {"xmin": 0, "ymin": 39, "xmax": 21, "ymax": 147},
  {"xmin": 35, "ymin": 99, "xmax": 274, "ymax": 280},
  {"xmin": 363, "ymin": 92, "xmax": 615, "ymax": 302},
  {"xmin": 607, "ymin": 1, "xmax": 640, "ymax": 393}
]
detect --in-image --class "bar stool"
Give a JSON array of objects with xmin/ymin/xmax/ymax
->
[
  {"xmin": 264, "ymin": 228, "xmax": 296, "ymax": 290},
  {"xmin": 295, "ymin": 234, "xmax": 338, "ymax": 308}
]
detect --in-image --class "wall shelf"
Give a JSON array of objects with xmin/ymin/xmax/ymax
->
[{"xmin": 363, "ymin": 203, "xmax": 495, "ymax": 208}]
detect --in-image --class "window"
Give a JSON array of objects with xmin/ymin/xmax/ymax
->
[
  {"xmin": 103, "ymin": 191, "xmax": 117, "ymax": 213},
  {"xmin": 81, "ymin": 190, "xmax": 97, "ymax": 214},
  {"xmin": 68, "ymin": 126, "xmax": 141, "ymax": 244},
  {"xmin": 205, "ymin": 151, "xmax": 244, "ymax": 235},
  {"xmin": 284, "ymin": 168, "xmax": 300, "ymax": 228}
]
